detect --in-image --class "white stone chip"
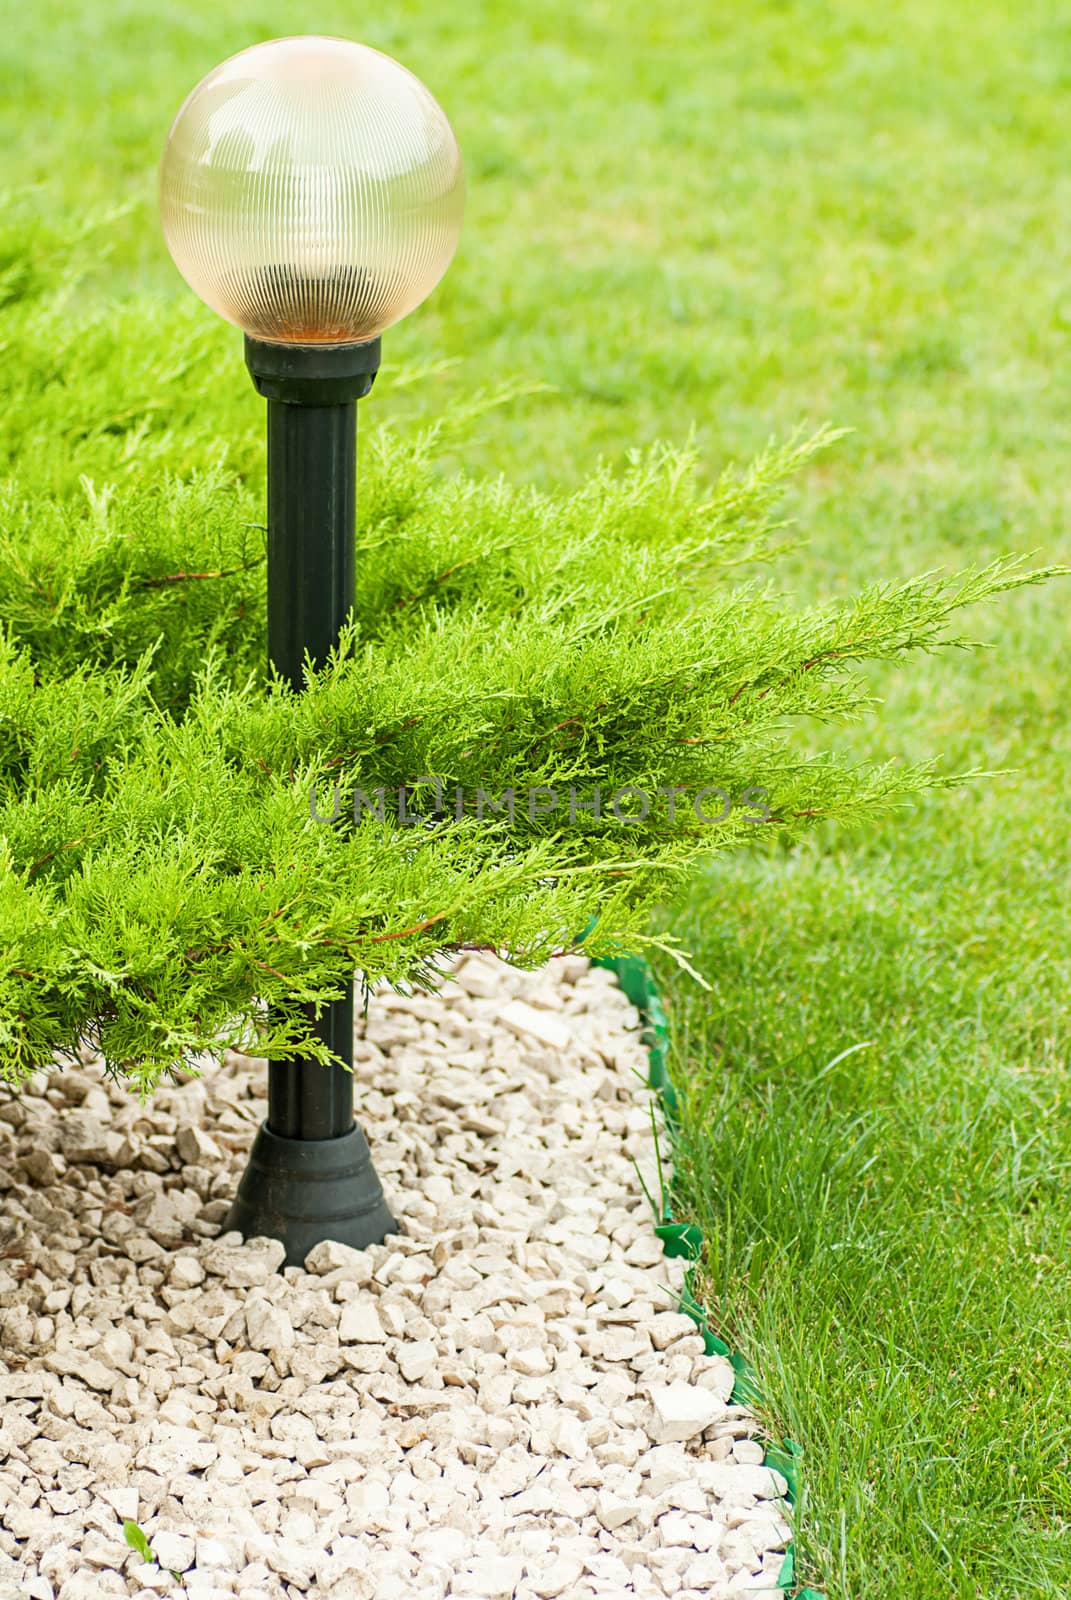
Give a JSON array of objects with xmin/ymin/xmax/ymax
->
[
  {"xmin": 175, "ymin": 1125, "xmax": 223, "ymax": 1164},
  {"xmin": 305, "ymin": 1238, "xmax": 372, "ymax": 1275},
  {"xmin": 527, "ymin": 1556, "xmax": 586, "ymax": 1598},
  {"xmin": 201, "ymin": 1237, "xmax": 285, "ymax": 1287},
  {"xmin": 338, "ymin": 1298, "xmax": 386, "ymax": 1343},
  {"xmin": 244, "ymin": 1297, "xmax": 295, "ymax": 1353},
  {"xmin": 496, "ymin": 999, "xmax": 574, "ymax": 1053},
  {"xmin": 396, "ymin": 1338, "xmax": 438, "ymax": 1383},
  {"xmin": 595, "ymin": 1487, "xmax": 646, "ymax": 1529},
  {"xmin": 647, "ymin": 1380, "xmax": 726, "ymax": 1444},
  {"xmin": 150, "ymin": 1531, "xmax": 194, "ymax": 1572},
  {"xmin": 43, "ymin": 1349, "xmax": 116, "ymax": 1393},
  {"xmin": 98, "ymin": 1485, "xmax": 138, "ymax": 1521}
]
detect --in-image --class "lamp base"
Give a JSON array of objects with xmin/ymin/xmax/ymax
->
[{"xmin": 221, "ymin": 1120, "xmax": 401, "ymax": 1268}]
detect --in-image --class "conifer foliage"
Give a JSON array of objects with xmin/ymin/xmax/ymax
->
[{"xmin": 0, "ymin": 201, "xmax": 1059, "ymax": 1090}]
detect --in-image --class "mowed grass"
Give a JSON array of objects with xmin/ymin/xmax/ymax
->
[{"xmin": 3, "ymin": 0, "xmax": 1071, "ymax": 1595}]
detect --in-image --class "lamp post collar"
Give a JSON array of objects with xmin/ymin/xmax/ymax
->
[{"xmin": 244, "ymin": 335, "xmax": 382, "ymax": 405}]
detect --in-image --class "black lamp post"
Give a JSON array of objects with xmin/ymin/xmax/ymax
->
[{"xmin": 159, "ymin": 36, "xmax": 465, "ymax": 1266}]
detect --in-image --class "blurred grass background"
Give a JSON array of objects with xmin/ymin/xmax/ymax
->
[{"xmin": 2, "ymin": 1, "xmax": 1070, "ymax": 1595}]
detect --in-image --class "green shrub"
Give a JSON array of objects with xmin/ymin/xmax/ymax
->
[{"xmin": 0, "ymin": 197, "xmax": 1061, "ymax": 1093}]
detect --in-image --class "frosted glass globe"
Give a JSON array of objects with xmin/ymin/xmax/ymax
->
[{"xmin": 159, "ymin": 36, "xmax": 464, "ymax": 345}]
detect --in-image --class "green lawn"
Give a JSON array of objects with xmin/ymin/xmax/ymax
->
[{"xmin": 3, "ymin": 0, "xmax": 1071, "ymax": 1595}]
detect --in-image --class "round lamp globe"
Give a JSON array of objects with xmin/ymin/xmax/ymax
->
[{"xmin": 159, "ymin": 36, "xmax": 465, "ymax": 345}]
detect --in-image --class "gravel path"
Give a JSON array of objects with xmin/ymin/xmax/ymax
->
[{"xmin": 0, "ymin": 953, "xmax": 790, "ymax": 1600}]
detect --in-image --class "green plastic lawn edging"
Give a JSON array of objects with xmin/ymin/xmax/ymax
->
[{"xmin": 590, "ymin": 953, "xmax": 825, "ymax": 1600}]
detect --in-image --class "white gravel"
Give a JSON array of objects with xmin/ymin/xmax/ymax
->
[{"xmin": 0, "ymin": 952, "xmax": 791, "ymax": 1600}]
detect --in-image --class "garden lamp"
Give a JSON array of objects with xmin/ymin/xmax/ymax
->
[{"xmin": 159, "ymin": 35, "xmax": 465, "ymax": 1265}]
